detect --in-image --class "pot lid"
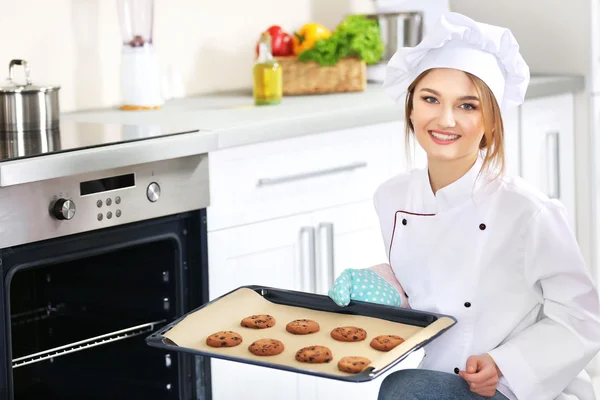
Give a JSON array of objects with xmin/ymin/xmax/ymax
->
[{"xmin": 0, "ymin": 59, "xmax": 60, "ymax": 93}]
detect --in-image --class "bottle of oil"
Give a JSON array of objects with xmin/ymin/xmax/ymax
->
[{"xmin": 253, "ymin": 32, "xmax": 283, "ymax": 106}]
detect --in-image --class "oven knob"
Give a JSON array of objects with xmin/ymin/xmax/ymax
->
[
  {"xmin": 53, "ymin": 199, "xmax": 76, "ymax": 220},
  {"xmin": 147, "ymin": 182, "xmax": 161, "ymax": 202}
]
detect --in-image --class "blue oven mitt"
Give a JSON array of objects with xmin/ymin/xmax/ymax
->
[{"xmin": 328, "ymin": 268, "xmax": 402, "ymax": 307}]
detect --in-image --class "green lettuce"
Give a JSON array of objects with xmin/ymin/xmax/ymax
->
[{"xmin": 298, "ymin": 15, "xmax": 385, "ymax": 66}]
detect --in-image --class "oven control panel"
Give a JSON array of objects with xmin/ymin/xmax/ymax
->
[
  {"xmin": 0, "ymin": 154, "xmax": 209, "ymax": 248},
  {"xmin": 50, "ymin": 181, "xmax": 162, "ymax": 223}
]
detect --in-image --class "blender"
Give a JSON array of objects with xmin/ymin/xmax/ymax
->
[{"xmin": 117, "ymin": 0, "xmax": 163, "ymax": 110}]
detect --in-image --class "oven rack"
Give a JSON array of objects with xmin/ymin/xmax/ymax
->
[
  {"xmin": 11, "ymin": 306, "xmax": 53, "ymax": 326},
  {"xmin": 11, "ymin": 304, "xmax": 66, "ymax": 326},
  {"xmin": 12, "ymin": 319, "xmax": 166, "ymax": 369}
]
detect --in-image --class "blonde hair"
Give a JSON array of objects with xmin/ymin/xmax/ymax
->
[{"xmin": 404, "ymin": 69, "xmax": 505, "ymax": 177}]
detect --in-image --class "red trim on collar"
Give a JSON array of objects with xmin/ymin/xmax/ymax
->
[
  {"xmin": 388, "ymin": 209, "xmax": 436, "ymax": 261},
  {"xmin": 394, "ymin": 210, "xmax": 436, "ymax": 217}
]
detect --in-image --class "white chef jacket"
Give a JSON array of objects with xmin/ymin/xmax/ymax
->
[{"xmin": 373, "ymin": 157, "xmax": 600, "ymax": 400}]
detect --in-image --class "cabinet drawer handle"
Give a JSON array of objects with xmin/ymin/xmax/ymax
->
[
  {"xmin": 257, "ymin": 161, "xmax": 368, "ymax": 187},
  {"xmin": 299, "ymin": 227, "xmax": 316, "ymax": 293},
  {"xmin": 316, "ymin": 222, "xmax": 335, "ymax": 295},
  {"xmin": 545, "ymin": 132, "xmax": 560, "ymax": 199}
]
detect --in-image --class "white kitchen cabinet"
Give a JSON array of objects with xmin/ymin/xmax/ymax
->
[
  {"xmin": 207, "ymin": 121, "xmax": 403, "ymax": 232},
  {"xmin": 207, "ymin": 121, "xmax": 405, "ymax": 400},
  {"xmin": 207, "ymin": 212, "xmax": 318, "ymax": 400},
  {"xmin": 310, "ymin": 201, "xmax": 387, "ymax": 296},
  {"xmin": 207, "ymin": 212, "xmax": 318, "ymax": 301},
  {"xmin": 207, "ymin": 199, "xmax": 411, "ymax": 400},
  {"xmin": 519, "ymin": 94, "xmax": 576, "ymax": 230}
]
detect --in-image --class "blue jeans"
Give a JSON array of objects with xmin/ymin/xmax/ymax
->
[{"xmin": 378, "ymin": 369, "xmax": 510, "ymax": 400}]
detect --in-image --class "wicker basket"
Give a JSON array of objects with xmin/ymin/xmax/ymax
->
[{"xmin": 275, "ymin": 56, "xmax": 367, "ymax": 95}]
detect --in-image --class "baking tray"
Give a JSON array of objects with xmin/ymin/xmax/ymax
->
[{"xmin": 146, "ymin": 285, "xmax": 457, "ymax": 382}]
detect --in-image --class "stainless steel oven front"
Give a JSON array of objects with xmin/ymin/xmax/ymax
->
[{"xmin": 0, "ymin": 153, "xmax": 212, "ymax": 399}]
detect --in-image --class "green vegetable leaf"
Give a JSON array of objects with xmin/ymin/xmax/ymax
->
[
  {"xmin": 298, "ymin": 15, "xmax": 384, "ymax": 66},
  {"xmin": 298, "ymin": 32, "xmax": 348, "ymax": 66}
]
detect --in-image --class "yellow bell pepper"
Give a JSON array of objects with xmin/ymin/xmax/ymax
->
[{"xmin": 292, "ymin": 23, "xmax": 332, "ymax": 55}]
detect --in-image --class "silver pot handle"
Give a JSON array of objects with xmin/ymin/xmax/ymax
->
[{"xmin": 9, "ymin": 59, "xmax": 32, "ymax": 85}]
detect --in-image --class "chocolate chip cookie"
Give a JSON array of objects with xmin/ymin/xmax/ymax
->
[
  {"xmin": 370, "ymin": 335, "xmax": 405, "ymax": 351},
  {"xmin": 330, "ymin": 326, "xmax": 367, "ymax": 342},
  {"xmin": 240, "ymin": 314, "xmax": 276, "ymax": 329},
  {"xmin": 285, "ymin": 319, "xmax": 320, "ymax": 335},
  {"xmin": 295, "ymin": 345, "xmax": 333, "ymax": 364},
  {"xmin": 248, "ymin": 339, "xmax": 285, "ymax": 356},
  {"xmin": 337, "ymin": 356, "xmax": 372, "ymax": 374},
  {"xmin": 206, "ymin": 331, "xmax": 243, "ymax": 348}
]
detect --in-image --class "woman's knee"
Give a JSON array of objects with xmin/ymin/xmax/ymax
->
[
  {"xmin": 378, "ymin": 369, "xmax": 471, "ymax": 400},
  {"xmin": 378, "ymin": 369, "xmax": 427, "ymax": 400}
]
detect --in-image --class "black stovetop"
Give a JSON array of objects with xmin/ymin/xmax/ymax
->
[{"xmin": 0, "ymin": 120, "xmax": 201, "ymax": 163}]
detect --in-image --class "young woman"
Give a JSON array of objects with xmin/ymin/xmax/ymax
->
[{"xmin": 328, "ymin": 13, "xmax": 600, "ymax": 400}]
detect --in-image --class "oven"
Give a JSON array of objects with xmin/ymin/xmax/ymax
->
[{"xmin": 0, "ymin": 149, "xmax": 212, "ymax": 399}]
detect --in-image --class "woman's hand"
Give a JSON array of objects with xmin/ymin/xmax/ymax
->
[{"xmin": 458, "ymin": 353, "xmax": 502, "ymax": 397}]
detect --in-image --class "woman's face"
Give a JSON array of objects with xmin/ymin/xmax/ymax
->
[{"xmin": 410, "ymin": 68, "xmax": 485, "ymax": 163}]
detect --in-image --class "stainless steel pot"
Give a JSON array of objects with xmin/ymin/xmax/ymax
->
[
  {"xmin": 366, "ymin": 12, "xmax": 424, "ymax": 63},
  {"xmin": 0, "ymin": 59, "xmax": 60, "ymax": 132}
]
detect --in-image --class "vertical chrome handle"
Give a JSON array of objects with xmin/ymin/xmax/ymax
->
[
  {"xmin": 316, "ymin": 222, "xmax": 335, "ymax": 295},
  {"xmin": 545, "ymin": 131, "xmax": 560, "ymax": 199},
  {"xmin": 299, "ymin": 227, "xmax": 316, "ymax": 293}
]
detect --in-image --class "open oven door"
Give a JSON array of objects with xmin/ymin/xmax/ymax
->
[{"xmin": 0, "ymin": 210, "xmax": 211, "ymax": 400}]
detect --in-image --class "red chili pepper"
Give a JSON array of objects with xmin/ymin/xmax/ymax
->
[{"xmin": 256, "ymin": 25, "xmax": 294, "ymax": 57}]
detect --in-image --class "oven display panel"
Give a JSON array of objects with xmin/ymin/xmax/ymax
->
[{"xmin": 80, "ymin": 173, "xmax": 135, "ymax": 196}]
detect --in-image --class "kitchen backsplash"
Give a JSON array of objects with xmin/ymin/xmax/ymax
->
[{"xmin": 0, "ymin": 0, "xmax": 372, "ymax": 112}]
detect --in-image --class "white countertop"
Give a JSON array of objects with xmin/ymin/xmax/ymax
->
[{"xmin": 0, "ymin": 76, "xmax": 584, "ymax": 187}]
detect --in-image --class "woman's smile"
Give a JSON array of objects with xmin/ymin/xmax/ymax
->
[{"xmin": 429, "ymin": 129, "xmax": 462, "ymax": 144}]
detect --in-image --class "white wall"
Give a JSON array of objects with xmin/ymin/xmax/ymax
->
[
  {"xmin": 450, "ymin": 0, "xmax": 591, "ymax": 76},
  {"xmin": 312, "ymin": 0, "xmax": 375, "ymax": 30},
  {"xmin": 0, "ymin": 0, "xmax": 315, "ymax": 112}
]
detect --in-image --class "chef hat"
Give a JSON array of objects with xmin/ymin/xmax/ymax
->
[{"xmin": 383, "ymin": 12, "xmax": 530, "ymax": 110}]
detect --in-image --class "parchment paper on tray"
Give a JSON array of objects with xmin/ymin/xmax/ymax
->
[{"xmin": 151, "ymin": 286, "xmax": 456, "ymax": 382}]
